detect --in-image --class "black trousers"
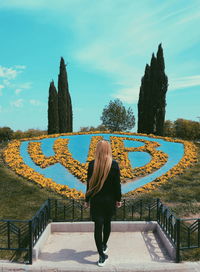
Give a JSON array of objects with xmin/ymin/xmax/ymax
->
[{"xmin": 94, "ymin": 218, "xmax": 111, "ymax": 256}]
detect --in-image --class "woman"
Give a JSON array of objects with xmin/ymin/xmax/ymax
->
[{"xmin": 85, "ymin": 140, "xmax": 122, "ymax": 267}]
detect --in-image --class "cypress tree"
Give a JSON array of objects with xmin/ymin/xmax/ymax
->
[
  {"xmin": 137, "ymin": 44, "xmax": 168, "ymax": 135},
  {"xmin": 48, "ymin": 81, "xmax": 59, "ymax": 134},
  {"xmin": 149, "ymin": 53, "xmax": 158, "ymax": 134},
  {"xmin": 138, "ymin": 64, "xmax": 150, "ymax": 133},
  {"xmin": 155, "ymin": 44, "xmax": 168, "ymax": 135},
  {"xmin": 58, "ymin": 57, "xmax": 73, "ymax": 133}
]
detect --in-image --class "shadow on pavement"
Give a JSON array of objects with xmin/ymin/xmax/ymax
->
[
  {"xmin": 39, "ymin": 249, "xmax": 97, "ymax": 265},
  {"xmin": 141, "ymin": 232, "xmax": 173, "ymax": 263}
]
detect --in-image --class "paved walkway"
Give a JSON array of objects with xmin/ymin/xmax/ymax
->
[{"xmin": 1, "ymin": 231, "xmax": 200, "ymax": 271}]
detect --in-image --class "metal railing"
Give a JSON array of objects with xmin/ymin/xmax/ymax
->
[
  {"xmin": 0, "ymin": 199, "xmax": 50, "ymax": 264},
  {"xmin": 32, "ymin": 200, "xmax": 50, "ymax": 247},
  {"xmin": 0, "ymin": 219, "xmax": 31, "ymax": 264},
  {"xmin": 1, "ymin": 198, "xmax": 200, "ymax": 264},
  {"xmin": 48, "ymin": 198, "xmax": 158, "ymax": 222}
]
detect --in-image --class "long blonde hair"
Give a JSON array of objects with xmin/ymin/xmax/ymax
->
[{"xmin": 86, "ymin": 140, "xmax": 112, "ymax": 198}]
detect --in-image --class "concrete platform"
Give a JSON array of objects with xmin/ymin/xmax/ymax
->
[
  {"xmin": 36, "ymin": 231, "xmax": 171, "ymax": 265},
  {"xmin": 1, "ymin": 222, "xmax": 200, "ymax": 271}
]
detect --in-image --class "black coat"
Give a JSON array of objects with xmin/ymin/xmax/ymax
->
[{"xmin": 85, "ymin": 160, "xmax": 122, "ymax": 221}]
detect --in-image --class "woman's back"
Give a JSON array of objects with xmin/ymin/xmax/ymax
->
[{"xmin": 86, "ymin": 159, "xmax": 121, "ymax": 202}]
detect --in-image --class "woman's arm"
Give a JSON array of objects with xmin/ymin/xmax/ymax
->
[
  {"xmin": 114, "ymin": 161, "xmax": 122, "ymax": 202},
  {"xmin": 85, "ymin": 160, "xmax": 93, "ymax": 203}
]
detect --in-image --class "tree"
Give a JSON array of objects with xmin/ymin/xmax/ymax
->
[
  {"xmin": 0, "ymin": 127, "xmax": 13, "ymax": 142},
  {"xmin": 13, "ymin": 130, "xmax": 24, "ymax": 139},
  {"xmin": 13, "ymin": 129, "xmax": 47, "ymax": 139},
  {"xmin": 138, "ymin": 44, "xmax": 168, "ymax": 135},
  {"xmin": 163, "ymin": 120, "xmax": 175, "ymax": 137},
  {"xmin": 48, "ymin": 81, "xmax": 59, "ymax": 134},
  {"xmin": 138, "ymin": 64, "xmax": 151, "ymax": 133},
  {"xmin": 163, "ymin": 119, "xmax": 200, "ymax": 140},
  {"xmin": 79, "ymin": 125, "xmax": 107, "ymax": 132},
  {"xmin": 154, "ymin": 44, "xmax": 168, "ymax": 135},
  {"xmin": 100, "ymin": 99, "xmax": 135, "ymax": 131},
  {"xmin": 58, "ymin": 57, "xmax": 73, "ymax": 133},
  {"xmin": 174, "ymin": 118, "xmax": 200, "ymax": 140}
]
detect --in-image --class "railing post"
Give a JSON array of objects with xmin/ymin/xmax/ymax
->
[
  {"xmin": 198, "ymin": 219, "xmax": 200, "ymax": 247},
  {"xmin": 47, "ymin": 199, "xmax": 51, "ymax": 220},
  {"xmin": 123, "ymin": 199, "xmax": 126, "ymax": 220},
  {"xmin": 63, "ymin": 205, "xmax": 66, "ymax": 221},
  {"xmin": 187, "ymin": 228, "xmax": 191, "ymax": 248},
  {"xmin": 28, "ymin": 220, "xmax": 33, "ymax": 265},
  {"xmin": 131, "ymin": 205, "xmax": 134, "ymax": 220},
  {"xmin": 18, "ymin": 229, "xmax": 21, "ymax": 248},
  {"xmin": 72, "ymin": 199, "xmax": 75, "ymax": 221},
  {"xmin": 55, "ymin": 199, "xmax": 58, "ymax": 221},
  {"xmin": 160, "ymin": 203, "xmax": 163, "ymax": 228},
  {"xmin": 139, "ymin": 200, "xmax": 143, "ymax": 220},
  {"xmin": 81, "ymin": 204, "xmax": 83, "ymax": 221},
  {"xmin": 164, "ymin": 209, "xmax": 167, "ymax": 231},
  {"xmin": 156, "ymin": 198, "xmax": 160, "ymax": 223},
  {"xmin": 148, "ymin": 204, "xmax": 151, "ymax": 221},
  {"xmin": 7, "ymin": 221, "xmax": 10, "ymax": 249},
  {"xmin": 175, "ymin": 218, "xmax": 180, "ymax": 263}
]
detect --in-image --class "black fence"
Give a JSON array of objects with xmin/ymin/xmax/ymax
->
[
  {"xmin": 0, "ymin": 199, "xmax": 50, "ymax": 264},
  {"xmin": 0, "ymin": 198, "xmax": 200, "ymax": 264},
  {"xmin": 0, "ymin": 219, "xmax": 31, "ymax": 264},
  {"xmin": 48, "ymin": 198, "xmax": 158, "ymax": 222}
]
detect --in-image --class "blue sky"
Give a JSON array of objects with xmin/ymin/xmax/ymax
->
[{"xmin": 0, "ymin": 0, "xmax": 200, "ymax": 132}]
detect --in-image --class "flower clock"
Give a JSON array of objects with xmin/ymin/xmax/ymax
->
[{"xmin": 3, "ymin": 131, "xmax": 197, "ymax": 199}]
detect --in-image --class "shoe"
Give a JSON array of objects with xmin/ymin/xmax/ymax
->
[
  {"xmin": 98, "ymin": 254, "xmax": 108, "ymax": 267},
  {"xmin": 103, "ymin": 244, "xmax": 108, "ymax": 254}
]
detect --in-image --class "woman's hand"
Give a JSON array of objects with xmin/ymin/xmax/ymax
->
[
  {"xmin": 84, "ymin": 202, "xmax": 90, "ymax": 209},
  {"xmin": 116, "ymin": 201, "xmax": 122, "ymax": 208}
]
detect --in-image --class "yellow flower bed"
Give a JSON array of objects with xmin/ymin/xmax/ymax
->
[
  {"xmin": 127, "ymin": 140, "xmax": 197, "ymax": 195},
  {"xmin": 3, "ymin": 131, "xmax": 198, "ymax": 198},
  {"xmin": 27, "ymin": 135, "xmax": 167, "ymax": 183},
  {"xmin": 28, "ymin": 136, "xmax": 103, "ymax": 182},
  {"xmin": 3, "ymin": 140, "xmax": 84, "ymax": 199},
  {"xmin": 28, "ymin": 141, "xmax": 58, "ymax": 167},
  {"xmin": 110, "ymin": 136, "xmax": 168, "ymax": 182}
]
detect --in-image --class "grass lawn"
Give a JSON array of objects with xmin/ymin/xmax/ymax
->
[{"xmin": 0, "ymin": 142, "xmax": 61, "ymax": 220}]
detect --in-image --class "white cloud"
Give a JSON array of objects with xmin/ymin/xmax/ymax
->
[
  {"xmin": 1, "ymin": 80, "xmax": 32, "ymax": 95},
  {"xmin": 15, "ymin": 89, "xmax": 22, "ymax": 94},
  {"xmin": 10, "ymin": 99, "xmax": 24, "ymax": 108},
  {"xmin": 170, "ymin": 75, "xmax": 200, "ymax": 91},
  {"xmin": 19, "ymin": 82, "xmax": 32, "ymax": 89},
  {"xmin": 0, "ymin": 64, "xmax": 30, "ymax": 97},
  {"xmin": 15, "ymin": 82, "xmax": 32, "ymax": 95},
  {"xmin": 0, "ymin": 84, "xmax": 4, "ymax": 96},
  {"xmin": 14, "ymin": 65, "xmax": 26, "ymax": 70},
  {"xmin": 176, "ymin": 9, "xmax": 200, "ymax": 25},
  {"xmin": 0, "ymin": 66, "xmax": 18, "ymax": 80},
  {"xmin": 113, "ymin": 86, "xmax": 140, "ymax": 103},
  {"xmin": 0, "ymin": 65, "xmax": 27, "ymax": 84},
  {"xmin": 113, "ymin": 74, "xmax": 200, "ymax": 104},
  {"xmin": 2, "ymin": 79, "xmax": 11, "ymax": 86},
  {"xmin": 30, "ymin": 99, "xmax": 42, "ymax": 106}
]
